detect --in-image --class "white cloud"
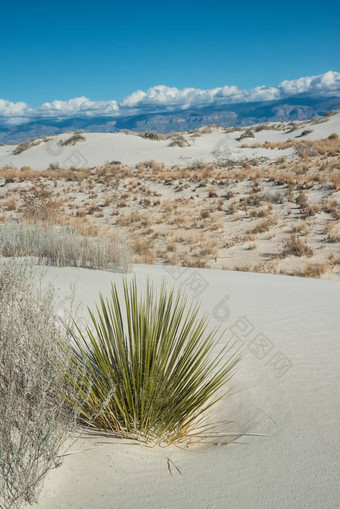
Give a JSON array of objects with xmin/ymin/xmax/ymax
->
[
  {"xmin": 0, "ymin": 99, "xmax": 31, "ymax": 117},
  {"xmin": 121, "ymin": 85, "xmax": 221, "ymax": 110},
  {"xmin": 38, "ymin": 96, "xmax": 119, "ymax": 117},
  {"xmin": 278, "ymin": 71, "xmax": 340, "ymax": 97},
  {"xmin": 0, "ymin": 71, "xmax": 339, "ymax": 126}
]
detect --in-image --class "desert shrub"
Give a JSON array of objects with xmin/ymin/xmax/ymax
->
[
  {"xmin": 59, "ymin": 134, "xmax": 85, "ymax": 146},
  {"xmin": 199, "ymin": 125, "xmax": 219, "ymax": 134},
  {"xmin": 18, "ymin": 179, "xmax": 63, "ymax": 222},
  {"xmin": 303, "ymin": 262, "xmax": 327, "ymax": 278},
  {"xmin": 249, "ymin": 217, "xmax": 277, "ymax": 234},
  {"xmin": 0, "ymin": 221, "xmax": 129, "ymax": 272},
  {"xmin": 325, "ymin": 222, "xmax": 340, "ymax": 243},
  {"xmin": 328, "ymin": 133, "xmax": 339, "ymax": 140},
  {"xmin": 65, "ymin": 278, "xmax": 240, "ymax": 445},
  {"xmin": 239, "ymin": 130, "xmax": 255, "ymax": 140},
  {"xmin": 281, "ymin": 233, "xmax": 313, "ymax": 257},
  {"xmin": 139, "ymin": 131, "xmax": 166, "ymax": 141},
  {"xmin": 48, "ymin": 162, "xmax": 60, "ymax": 170},
  {"xmin": 189, "ymin": 160, "xmax": 206, "ymax": 171},
  {"xmin": 254, "ymin": 123, "xmax": 270, "ymax": 132},
  {"xmin": 168, "ymin": 135, "xmax": 189, "ymax": 148},
  {"xmin": 168, "ymin": 139, "xmax": 186, "ymax": 148},
  {"xmin": 3, "ymin": 197, "xmax": 17, "ymax": 211},
  {"xmin": 245, "ymin": 192, "xmax": 266, "ymax": 207},
  {"xmin": 0, "ymin": 262, "xmax": 77, "ymax": 509},
  {"xmin": 265, "ymin": 191, "xmax": 282, "ymax": 204},
  {"xmin": 298, "ymin": 129, "xmax": 313, "ymax": 137},
  {"xmin": 12, "ymin": 139, "xmax": 42, "ymax": 155}
]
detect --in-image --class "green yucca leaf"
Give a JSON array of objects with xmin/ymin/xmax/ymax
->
[{"xmin": 64, "ymin": 277, "xmax": 241, "ymax": 444}]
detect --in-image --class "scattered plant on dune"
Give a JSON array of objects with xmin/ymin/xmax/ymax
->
[
  {"xmin": 64, "ymin": 278, "xmax": 240, "ymax": 445},
  {"xmin": 58, "ymin": 133, "xmax": 86, "ymax": 146},
  {"xmin": 12, "ymin": 138, "xmax": 42, "ymax": 155},
  {"xmin": 0, "ymin": 262, "xmax": 78, "ymax": 509}
]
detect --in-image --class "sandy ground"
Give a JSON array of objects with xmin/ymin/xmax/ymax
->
[
  {"xmin": 0, "ymin": 112, "xmax": 339, "ymax": 169},
  {"xmin": 25, "ymin": 264, "xmax": 340, "ymax": 509},
  {"xmin": 2, "ymin": 133, "xmax": 339, "ymax": 279}
]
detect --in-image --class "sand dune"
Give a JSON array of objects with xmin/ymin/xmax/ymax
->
[
  {"xmin": 0, "ymin": 112, "xmax": 339, "ymax": 170},
  {"xmin": 2, "ymin": 112, "xmax": 340, "ymax": 508},
  {"xmin": 25, "ymin": 264, "xmax": 340, "ymax": 509}
]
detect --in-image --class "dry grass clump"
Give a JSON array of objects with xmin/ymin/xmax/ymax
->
[
  {"xmin": 280, "ymin": 233, "xmax": 313, "ymax": 258},
  {"xmin": 322, "ymin": 199, "xmax": 340, "ymax": 219},
  {"xmin": 325, "ymin": 222, "xmax": 340, "ymax": 243},
  {"xmin": 131, "ymin": 237, "xmax": 155, "ymax": 264},
  {"xmin": 0, "ymin": 167, "xmax": 85, "ymax": 182},
  {"xmin": 0, "ymin": 263, "xmax": 78, "ymax": 509},
  {"xmin": 2, "ymin": 196, "xmax": 17, "ymax": 211},
  {"xmin": 329, "ymin": 171, "xmax": 340, "ymax": 189},
  {"xmin": 248, "ymin": 216, "xmax": 277, "ymax": 234},
  {"xmin": 0, "ymin": 221, "xmax": 129, "ymax": 272},
  {"xmin": 241, "ymin": 137, "xmax": 340, "ymax": 157},
  {"xmin": 19, "ymin": 180, "xmax": 64, "ymax": 221},
  {"xmin": 300, "ymin": 137, "xmax": 340, "ymax": 157},
  {"xmin": 59, "ymin": 134, "xmax": 86, "ymax": 146},
  {"xmin": 303, "ymin": 262, "xmax": 327, "ymax": 278},
  {"xmin": 64, "ymin": 278, "xmax": 240, "ymax": 445}
]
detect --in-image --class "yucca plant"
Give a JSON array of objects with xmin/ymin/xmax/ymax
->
[{"xmin": 64, "ymin": 278, "xmax": 240, "ymax": 445}]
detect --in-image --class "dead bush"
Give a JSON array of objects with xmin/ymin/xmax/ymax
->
[{"xmin": 281, "ymin": 234, "xmax": 313, "ymax": 257}]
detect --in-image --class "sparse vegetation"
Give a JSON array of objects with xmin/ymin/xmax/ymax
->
[
  {"xmin": 0, "ymin": 130, "xmax": 339, "ymax": 279},
  {"xmin": 0, "ymin": 221, "xmax": 129, "ymax": 272}
]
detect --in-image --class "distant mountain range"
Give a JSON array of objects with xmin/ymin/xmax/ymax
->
[{"xmin": 1, "ymin": 95, "xmax": 339, "ymax": 144}]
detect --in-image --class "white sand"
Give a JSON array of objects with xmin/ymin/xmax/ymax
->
[
  {"xmin": 26, "ymin": 264, "xmax": 340, "ymax": 509},
  {"xmin": 1, "ymin": 113, "xmax": 339, "ymax": 169}
]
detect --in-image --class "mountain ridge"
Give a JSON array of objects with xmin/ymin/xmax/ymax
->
[{"xmin": 1, "ymin": 94, "xmax": 339, "ymax": 144}]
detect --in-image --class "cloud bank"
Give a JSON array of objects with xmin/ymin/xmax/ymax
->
[{"xmin": 1, "ymin": 71, "xmax": 339, "ymax": 127}]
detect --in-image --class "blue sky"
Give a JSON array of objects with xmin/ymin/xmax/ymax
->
[{"xmin": 0, "ymin": 0, "xmax": 339, "ymax": 107}]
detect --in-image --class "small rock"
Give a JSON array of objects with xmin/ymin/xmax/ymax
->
[{"xmin": 0, "ymin": 177, "xmax": 6, "ymax": 187}]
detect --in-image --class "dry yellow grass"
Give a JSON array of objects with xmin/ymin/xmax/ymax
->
[{"xmin": 0, "ymin": 135, "xmax": 339, "ymax": 278}]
